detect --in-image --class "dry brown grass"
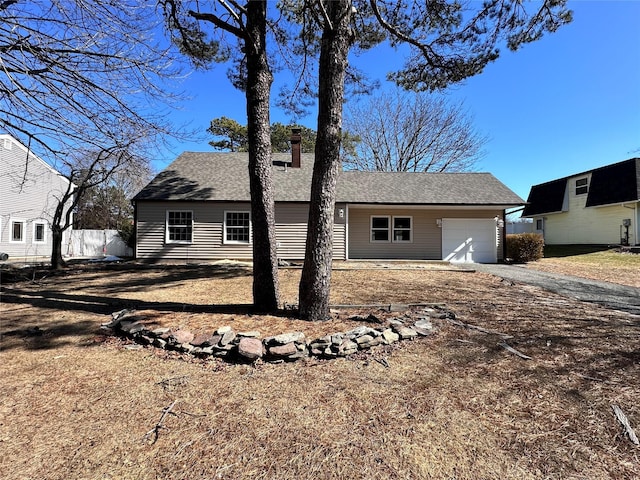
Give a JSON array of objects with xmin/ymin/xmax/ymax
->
[
  {"xmin": 1, "ymin": 262, "xmax": 639, "ymax": 480},
  {"xmin": 525, "ymin": 250, "xmax": 640, "ymax": 288}
]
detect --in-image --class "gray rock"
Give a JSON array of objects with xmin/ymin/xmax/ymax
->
[
  {"xmin": 323, "ymin": 346, "xmax": 338, "ymax": 357},
  {"xmin": 414, "ymin": 327, "xmax": 434, "ymax": 336},
  {"xmin": 355, "ymin": 334, "xmax": 375, "ymax": 346},
  {"xmin": 153, "ymin": 338, "xmax": 167, "ymax": 349},
  {"xmin": 103, "ymin": 309, "xmax": 135, "ymax": 328},
  {"xmin": 331, "ymin": 333, "xmax": 344, "ymax": 346},
  {"xmin": 216, "ymin": 325, "xmax": 232, "ymax": 334},
  {"xmin": 124, "ymin": 344, "xmax": 143, "ymax": 350},
  {"xmin": 309, "ymin": 336, "xmax": 332, "ymax": 349},
  {"xmin": 382, "ymin": 329, "xmax": 400, "ymax": 344},
  {"xmin": 120, "ymin": 321, "xmax": 145, "ymax": 334},
  {"xmin": 220, "ymin": 330, "xmax": 236, "ymax": 346},
  {"xmin": 272, "ymin": 332, "xmax": 305, "ymax": 345},
  {"xmin": 338, "ymin": 340, "xmax": 358, "ymax": 356},
  {"xmin": 414, "ymin": 319, "xmax": 433, "ymax": 330},
  {"xmin": 151, "ymin": 327, "xmax": 171, "ymax": 336},
  {"xmin": 395, "ymin": 326, "xmax": 418, "ymax": 340},
  {"xmin": 238, "ymin": 337, "xmax": 264, "ymax": 361},
  {"xmin": 346, "ymin": 326, "xmax": 370, "ymax": 337},
  {"xmin": 237, "ymin": 331, "xmax": 261, "ymax": 338}
]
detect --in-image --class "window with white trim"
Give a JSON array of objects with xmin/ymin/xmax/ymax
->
[
  {"xmin": 224, "ymin": 211, "xmax": 251, "ymax": 244},
  {"xmin": 371, "ymin": 216, "xmax": 390, "ymax": 242},
  {"xmin": 393, "ymin": 216, "xmax": 412, "ymax": 242},
  {"xmin": 371, "ymin": 216, "xmax": 413, "ymax": 243},
  {"xmin": 166, "ymin": 211, "xmax": 193, "ymax": 243},
  {"xmin": 33, "ymin": 221, "xmax": 47, "ymax": 243},
  {"xmin": 575, "ymin": 177, "xmax": 588, "ymax": 195},
  {"xmin": 10, "ymin": 219, "xmax": 25, "ymax": 243}
]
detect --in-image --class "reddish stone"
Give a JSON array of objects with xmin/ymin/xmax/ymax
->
[
  {"xmin": 171, "ymin": 329, "xmax": 194, "ymax": 345},
  {"xmin": 238, "ymin": 337, "xmax": 263, "ymax": 361},
  {"xmin": 269, "ymin": 342, "xmax": 298, "ymax": 357}
]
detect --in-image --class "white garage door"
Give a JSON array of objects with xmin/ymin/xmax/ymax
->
[{"xmin": 442, "ymin": 218, "xmax": 497, "ymax": 263}]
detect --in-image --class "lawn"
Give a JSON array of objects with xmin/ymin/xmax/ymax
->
[
  {"xmin": 526, "ymin": 247, "xmax": 640, "ymax": 288},
  {"xmin": 1, "ymin": 262, "xmax": 639, "ymax": 479}
]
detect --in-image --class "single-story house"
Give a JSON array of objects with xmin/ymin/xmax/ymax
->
[
  {"xmin": 522, "ymin": 158, "xmax": 640, "ymax": 246},
  {"xmin": 0, "ymin": 134, "xmax": 74, "ymax": 260},
  {"xmin": 133, "ymin": 142, "xmax": 524, "ymax": 264}
]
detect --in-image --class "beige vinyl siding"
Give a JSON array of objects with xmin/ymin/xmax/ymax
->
[
  {"xmin": 347, "ymin": 207, "xmax": 504, "ymax": 260},
  {"xmin": 535, "ymin": 174, "xmax": 638, "ymax": 245},
  {"xmin": 136, "ymin": 201, "xmax": 347, "ymax": 261},
  {"xmin": 539, "ymin": 203, "xmax": 638, "ymax": 245},
  {"xmin": 274, "ymin": 203, "xmax": 346, "ymax": 260}
]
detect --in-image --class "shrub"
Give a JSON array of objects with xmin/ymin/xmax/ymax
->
[
  {"xmin": 506, "ymin": 233, "xmax": 544, "ymax": 263},
  {"xmin": 117, "ymin": 222, "xmax": 135, "ymax": 249}
]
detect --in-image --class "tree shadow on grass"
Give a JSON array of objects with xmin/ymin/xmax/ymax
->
[{"xmin": 0, "ymin": 263, "xmax": 291, "ymax": 352}]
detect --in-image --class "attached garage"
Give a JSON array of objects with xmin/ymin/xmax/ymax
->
[
  {"xmin": 441, "ymin": 218, "xmax": 498, "ymax": 263},
  {"xmin": 134, "ymin": 149, "xmax": 523, "ymax": 264}
]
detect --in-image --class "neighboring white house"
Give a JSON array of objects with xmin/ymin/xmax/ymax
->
[
  {"xmin": 522, "ymin": 158, "xmax": 640, "ymax": 246},
  {"xmin": 133, "ymin": 136, "xmax": 525, "ymax": 264},
  {"xmin": 0, "ymin": 134, "xmax": 74, "ymax": 259}
]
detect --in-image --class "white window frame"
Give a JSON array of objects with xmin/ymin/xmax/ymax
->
[
  {"xmin": 575, "ymin": 177, "xmax": 588, "ymax": 195},
  {"xmin": 224, "ymin": 211, "xmax": 252, "ymax": 244},
  {"xmin": 33, "ymin": 220, "xmax": 48, "ymax": 243},
  {"xmin": 370, "ymin": 215, "xmax": 391, "ymax": 243},
  {"xmin": 10, "ymin": 218, "xmax": 26, "ymax": 243},
  {"xmin": 392, "ymin": 216, "xmax": 413, "ymax": 243},
  {"xmin": 165, "ymin": 210, "xmax": 193, "ymax": 244}
]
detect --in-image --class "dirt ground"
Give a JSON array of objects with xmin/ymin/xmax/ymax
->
[{"xmin": 1, "ymin": 261, "xmax": 639, "ymax": 479}]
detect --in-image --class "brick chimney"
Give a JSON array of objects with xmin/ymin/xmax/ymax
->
[{"xmin": 290, "ymin": 128, "xmax": 301, "ymax": 168}]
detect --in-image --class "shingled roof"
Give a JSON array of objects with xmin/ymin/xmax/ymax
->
[
  {"xmin": 133, "ymin": 152, "xmax": 524, "ymax": 206},
  {"xmin": 522, "ymin": 158, "xmax": 640, "ymax": 216}
]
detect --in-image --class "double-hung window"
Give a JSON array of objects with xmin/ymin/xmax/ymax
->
[
  {"xmin": 371, "ymin": 216, "xmax": 412, "ymax": 243},
  {"xmin": 166, "ymin": 211, "xmax": 193, "ymax": 243},
  {"xmin": 224, "ymin": 211, "xmax": 251, "ymax": 244},
  {"xmin": 575, "ymin": 177, "xmax": 588, "ymax": 195},
  {"xmin": 393, "ymin": 216, "xmax": 412, "ymax": 242},
  {"xmin": 33, "ymin": 221, "xmax": 47, "ymax": 243},
  {"xmin": 10, "ymin": 219, "xmax": 25, "ymax": 243},
  {"xmin": 371, "ymin": 216, "xmax": 390, "ymax": 242}
]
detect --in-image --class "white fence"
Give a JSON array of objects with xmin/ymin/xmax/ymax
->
[
  {"xmin": 67, "ymin": 229, "xmax": 133, "ymax": 258},
  {"xmin": 506, "ymin": 221, "xmax": 535, "ymax": 235}
]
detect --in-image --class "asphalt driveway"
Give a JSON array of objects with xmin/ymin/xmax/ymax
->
[{"xmin": 472, "ymin": 263, "xmax": 640, "ymax": 316}]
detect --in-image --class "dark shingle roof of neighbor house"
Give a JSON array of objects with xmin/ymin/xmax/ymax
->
[
  {"xmin": 521, "ymin": 177, "xmax": 567, "ymax": 216},
  {"xmin": 133, "ymin": 152, "xmax": 524, "ymax": 206},
  {"xmin": 522, "ymin": 158, "xmax": 640, "ymax": 216}
]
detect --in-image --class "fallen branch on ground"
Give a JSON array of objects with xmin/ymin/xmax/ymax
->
[
  {"xmin": 498, "ymin": 342, "xmax": 532, "ymax": 360},
  {"xmin": 612, "ymin": 404, "xmax": 639, "ymax": 445},
  {"xmin": 445, "ymin": 317, "xmax": 513, "ymax": 338},
  {"xmin": 143, "ymin": 400, "xmax": 177, "ymax": 445}
]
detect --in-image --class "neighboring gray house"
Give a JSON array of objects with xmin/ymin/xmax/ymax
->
[
  {"xmin": 133, "ymin": 144, "xmax": 524, "ymax": 264},
  {"xmin": 0, "ymin": 134, "xmax": 74, "ymax": 259}
]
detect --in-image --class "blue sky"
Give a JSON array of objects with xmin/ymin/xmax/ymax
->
[{"xmin": 158, "ymin": 0, "xmax": 640, "ymax": 202}]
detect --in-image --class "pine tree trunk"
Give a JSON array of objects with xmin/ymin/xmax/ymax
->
[
  {"xmin": 245, "ymin": 0, "xmax": 280, "ymax": 312},
  {"xmin": 298, "ymin": 0, "xmax": 353, "ymax": 321}
]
